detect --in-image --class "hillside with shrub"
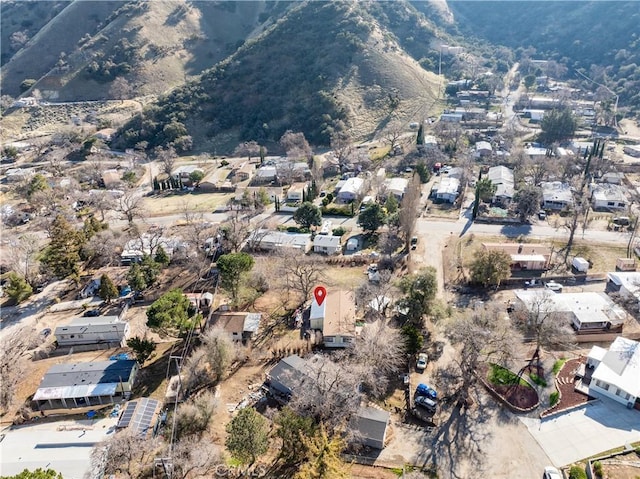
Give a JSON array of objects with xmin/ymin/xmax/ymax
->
[{"xmin": 113, "ymin": 1, "xmax": 442, "ymax": 151}]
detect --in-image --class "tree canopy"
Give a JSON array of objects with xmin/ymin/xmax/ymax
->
[
  {"xmin": 357, "ymin": 203, "xmax": 386, "ymax": 234},
  {"xmin": 293, "ymin": 202, "xmax": 322, "ymax": 230},
  {"xmin": 469, "ymin": 249, "xmax": 511, "ymax": 288},
  {"xmin": 217, "ymin": 252, "xmax": 255, "ymax": 307},
  {"xmin": 98, "ymin": 274, "xmax": 118, "ymax": 303},
  {"xmin": 146, "ymin": 289, "xmax": 195, "ymax": 334},
  {"xmin": 126, "ymin": 336, "xmax": 156, "ymax": 364},
  {"xmin": 514, "ymin": 185, "xmax": 542, "ymax": 221},
  {"xmin": 539, "ymin": 108, "xmax": 577, "ymax": 145},
  {"xmin": 41, "ymin": 215, "xmax": 84, "ymax": 280},
  {"xmin": 397, "ymin": 267, "xmax": 438, "ymax": 326},
  {"xmin": 225, "ymin": 407, "xmax": 269, "ymax": 465},
  {"xmin": 2, "ymin": 469, "xmax": 63, "ymax": 479}
]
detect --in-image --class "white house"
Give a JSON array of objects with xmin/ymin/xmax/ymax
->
[
  {"xmin": 607, "ymin": 272, "xmax": 640, "ymax": 309},
  {"xmin": 523, "ymin": 109, "xmax": 545, "ymax": 121},
  {"xmin": 541, "ymin": 181, "xmax": 573, "ymax": 210},
  {"xmin": 309, "ymin": 289, "xmax": 357, "ymax": 348},
  {"xmin": 383, "ymin": 177, "xmax": 409, "ymax": 200},
  {"xmin": 487, "ymin": 166, "xmax": 515, "ymax": 205},
  {"xmin": 590, "ymin": 184, "xmax": 628, "ymax": 210},
  {"xmin": 440, "ymin": 113, "xmax": 463, "ymax": 123},
  {"xmin": 171, "ymin": 165, "xmax": 203, "ymax": 179},
  {"xmin": 337, "ymin": 177, "xmax": 365, "ymax": 202},
  {"xmin": 433, "ymin": 177, "xmax": 460, "ymax": 203},
  {"xmin": 475, "ymin": 141, "xmax": 492, "ymax": 158},
  {"xmin": 423, "ymin": 135, "xmax": 438, "ymax": 149},
  {"xmin": 514, "ymin": 290, "xmax": 626, "ymax": 332},
  {"xmin": 586, "ymin": 337, "xmax": 640, "ymax": 409},
  {"xmin": 54, "ymin": 316, "xmax": 129, "ymax": 347},
  {"xmin": 313, "ymin": 235, "xmax": 341, "ymax": 255},
  {"xmin": 247, "ymin": 229, "xmax": 311, "ymax": 253},
  {"xmin": 286, "ymin": 183, "xmax": 306, "ymax": 202}
]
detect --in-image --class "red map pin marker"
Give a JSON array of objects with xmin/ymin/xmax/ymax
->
[{"xmin": 314, "ymin": 286, "xmax": 327, "ymax": 306}]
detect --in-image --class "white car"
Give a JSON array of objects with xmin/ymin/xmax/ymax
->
[
  {"xmin": 545, "ymin": 281, "xmax": 563, "ymax": 292},
  {"xmin": 416, "ymin": 353, "xmax": 428, "ymax": 371},
  {"xmin": 543, "ymin": 466, "xmax": 562, "ymax": 479}
]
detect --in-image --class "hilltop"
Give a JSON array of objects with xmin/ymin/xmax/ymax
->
[
  {"xmin": 113, "ymin": 1, "xmax": 443, "ymax": 150},
  {"xmin": 0, "ymin": 1, "xmax": 271, "ymax": 100}
]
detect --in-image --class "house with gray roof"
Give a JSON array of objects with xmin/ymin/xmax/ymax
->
[{"xmin": 32, "ymin": 360, "xmax": 138, "ymax": 410}]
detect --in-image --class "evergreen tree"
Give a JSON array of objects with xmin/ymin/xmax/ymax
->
[
  {"xmin": 98, "ymin": 274, "xmax": 118, "ymax": 303},
  {"xmin": 127, "ymin": 263, "xmax": 147, "ymax": 292},
  {"xmin": 293, "ymin": 202, "xmax": 322, "ymax": 230},
  {"xmin": 416, "ymin": 122, "xmax": 424, "ymax": 146},
  {"xmin": 225, "ymin": 407, "xmax": 269, "ymax": 465},
  {"xmin": 4, "ymin": 273, "xmax": 33, "ymax": 304},
  {"xmin": 41, "ymin": 215, "xmax": 84, "ymax": 280},
  {"xmin": 217, "ymin": 253, "xmax": 255, "ymax": 307},
  {"xmin": 357, "ymin": 203, "xmax": 386, "ymax": 234},
  {"xmin": 126, "ymin": 336, "xmax": 156, "ymax": 364},
  {"xmin": 295, "ymin": 423, "xmax": 349, "ymax": 479},
  {"xmin": 154, "ymin": 245, "xmax": 170, "ymax": 266}
]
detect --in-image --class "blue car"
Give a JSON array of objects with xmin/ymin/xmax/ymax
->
[{"xmin": 415, "ymin": 383, "xmax": 437, "ymax": 400}]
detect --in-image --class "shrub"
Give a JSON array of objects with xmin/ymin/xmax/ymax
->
[
  {"xmin": 552, "ymin": 358, "xmax": 567, "ymax": 375},
  {"xmin": 321, "ymin": 205, "xmax": 354, "ymax": 217},
  {"xmin": 529, "ymin": 372, "xmax": 547, "ymax": 387},
  {"xmin": 592, "ymin": 461, "xmax": 603, "ymax": 478},
  {"xmin": 550, "ymin": 391, "xmax": 559, "ymax": 406},
  {"xmin": 569, "ymin": 465, "xmax": 587, "ymax": 479},
  {"xmin": 332, "ymin": 226, "xmax": 347, "ymax": 236}
]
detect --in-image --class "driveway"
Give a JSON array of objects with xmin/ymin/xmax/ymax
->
[{"xmin": 519, "ymin": 399, "xmax": 640, "ymax": 467}]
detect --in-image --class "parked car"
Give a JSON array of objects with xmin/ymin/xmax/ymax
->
[
  {"xmin": 538, "ymin": 210, "xmax": 547, "ymax": 220},
  {"xmin": 410, "ymin": 236, "xmax": 418, "ymax": 250},
  {"xmin": 524, "ymin": 278, "xmax": 543, "ymax": 288},
  {"xmin": 40, "ymin": 328, "xmax": 52, "ymax": 339},
  {"xmin": 543, "ymin": 466, "xmax": 562, "ymax": 479},
  {"xmin": 545, "ymin": 281, "xmax": 563, "ymax": 292},
  {"xmin": 83, "ymin": 309, "xmax": 101, "ymax": 317},
  {"xmin": 416, "ymin": 353, "xmax": 428, "ymax": 372},
  {"xmin": 415, "ymin": 383, "xmax": 437, "ymax": 399},
  {"xmin": 414, "ymin": 395, "xmax": 437, "ymax": 413}
]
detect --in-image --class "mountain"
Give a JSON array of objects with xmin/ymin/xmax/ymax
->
[
  {"xmin": 113, "ymin": 0, "xmax": 443, "ymax": 151},
  {"xmin": 430, "ymin": 1, "xmax": 640, "ymax": 114},
  {"xmin": 0, "ymin": 1, "xmax": 271, "ymax": 100}
]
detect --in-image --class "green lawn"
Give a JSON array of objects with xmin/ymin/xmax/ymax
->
[{"xmin": 488, "ymin": 364, "xmax": 530, "ymax": 387}]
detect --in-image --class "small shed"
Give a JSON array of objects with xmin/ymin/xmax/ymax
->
[
  {"xmin": 346, "ymin": 237, "xmax": 359, "ymax": 252},
  {"xmin": 616, "ymin": 258, "xmax": 636, "ymax": 272},
  {"xmin": 572, "ymin": 257, "xmax": 590, "ymax": 273},
  {"xmin": 349, "ymin": 407, "xmax": 391, "ymax": 450}
]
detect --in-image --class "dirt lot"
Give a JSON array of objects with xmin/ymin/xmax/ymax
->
[{"xmin": 598, "ymin": 450, "xmax": 640, "ymax": 479}]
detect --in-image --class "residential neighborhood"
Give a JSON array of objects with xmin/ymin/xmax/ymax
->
[{"xmin": 2, "ymin": 12, "xmax": 640, "ymax": 479}]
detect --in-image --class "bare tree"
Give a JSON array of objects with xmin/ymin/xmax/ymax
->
[
  {"xmin": 439, "ymin": 304, "xmax": 520, "ymax": 408},
  {"xmin": 280, "ymin": 130, "xmax": 312, "ymax": 160},
  {"xmin": 330, "ymin": 131, "xmax": 354, "ymax": 170},
  {"xmin": 9, "ymin": 234, "xmax": 42, "ymax": 286},
  {"xmin": 83, "ymin": 229, "xmax": 123, "ymax": 267},
  {"xmin": 511, "ymin": 291, "xmax": 576, "ymax": 369},
  {"xmin": 382, "ymin": 122, "xmax": 405, "ymax": 153},
  {"xmin": 351, "ymin": 320, "xmax": 405, "ymax": 397},
  {"xmin": 169, "ymin": 435, "xmax": 223, "ymax": 479},
  {"xmin": 233, "ymin": 141, "xmax": 261, "ymax": 161},
  {"xmin": 0, "ymin": 327, "xmax": 38, "ymax": 414},
  {"xmin": 355, "ymin": 270, "xmax": 396, "ymax": 321},
  {"xmin": 221, "ymin": 212, "xmax": 251, "ymax": 253},
  {"xmin": 287, "ymin": 354, "xmax": 361, "ymax": 433},
  {"xmin": 399, "ymin": 173, "xmax": 421, "ymax": 251},
  {"xmin": 155, "ymin": 146, "xmax": 177, "ymax": 176},
  {"xmin": 117, "ymin": 189, "xmax": 146, "ymax": 224},
  {"xmin": 88, "ymin": 190, "xmax": 116, "ymax": 222},
  {"xmin": 172, "ymin": 390, "xmax": 218, "ymax": 440},
  {"xmin": 200, "ymin": 327, "xmax": 243, "ymax": 382},
  {"xmin": 90, "ymin": 429, "xmax": 160, "ymax": 479},
  {"xmin": 280, "ymin": 252, "xmax": 326, "ymax": 305},
  {"xmin": 180, "ymin": 200, "xmax": 203, "ymax": 226}
]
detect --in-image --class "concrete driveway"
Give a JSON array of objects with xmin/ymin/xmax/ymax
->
[{"xmin": 519, "ymin": 399, "xmax": 640, "ymax": 467}]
